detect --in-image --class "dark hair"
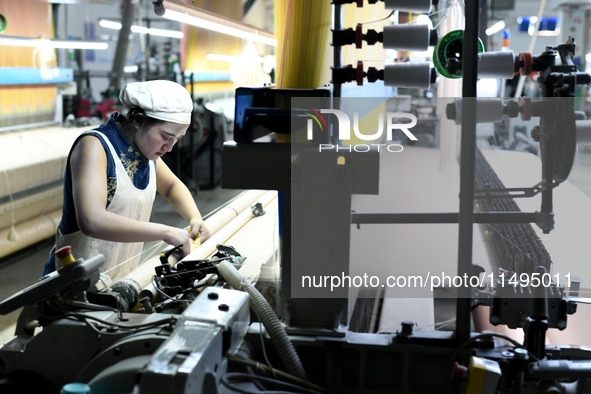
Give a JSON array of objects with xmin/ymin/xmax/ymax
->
[{"xmin": 119, "ymin": 106, "xmax": 166, "ymax": 134}]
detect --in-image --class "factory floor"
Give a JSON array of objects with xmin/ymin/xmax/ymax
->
[{"xmin": 2, "ymin": 147, "xmax": 591, "ymax": 344}]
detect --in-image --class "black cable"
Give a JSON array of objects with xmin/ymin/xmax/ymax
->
[
  {"xmin": 41, "ymin": 306, "xmax": 176, "ymax": 330},
  {"xmin": 221, "ymin": 373, "xmax": 325, "ymax": 394},
  {"xmin": 151, "ymin": 276, "xmax": 191, "ymax": 305},
  {"xmin": 157, "ymin": 257, "xmax": 232, "ymax": 279},
  {"xmin": 227, "ymin": 357, "xmax": 334, "ymax": 394},
  {"xmin": 451, "ymin": 332, "xmax": 540, "ymax": 364},
  {"xmin": 254, "ymin": 312, "xmax": 279, "ymax": 382}
]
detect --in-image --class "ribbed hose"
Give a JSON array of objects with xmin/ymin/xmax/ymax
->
[{"xmin": 217, "ymin": 261, "xmax": 308, "ymax": 381}]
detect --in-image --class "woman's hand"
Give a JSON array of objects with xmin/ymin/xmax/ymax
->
[
  {"xmin": 162, "ymin": 226, "xmax": 193, "ymax": 257},
  {"xmin": 189, "ymin": 218, "xmax": 211, "ymax": 243}
]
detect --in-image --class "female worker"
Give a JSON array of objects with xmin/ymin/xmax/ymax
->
[{"xmin": 42, "ymin": 80, "xmax": 211, "ymax": 278}]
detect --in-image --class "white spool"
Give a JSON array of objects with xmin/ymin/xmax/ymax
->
[
  {"xmin": 478, "ymin": 51, "xmax": 516, "ymax": 79},
  {"xmin": 576, "ymin": 120, "xmax": 591, "ymax": 144},
  {"xmin": 450, "ymin": 98, "xmax": 505, "ymax": 125},
  {"xmin": 383, "ymin": 62, "xmax": 431, "ymax": 89},
  {"xmin": 384, "ymin": 0, "xmax": 431, "ymax": 13},
  {"xmin": 383, "ymin": 24, "xmax": 431, "ymax": 52}
]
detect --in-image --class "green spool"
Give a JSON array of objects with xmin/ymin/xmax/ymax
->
[
  {"xmin": 433, "ymin": 30, "xmax": 485, "ymax": 79},
  {"xmin": 0, "ymin": 14, "xmax": 6, "ymax": 34}
]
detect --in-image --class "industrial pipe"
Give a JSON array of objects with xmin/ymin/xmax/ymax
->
[{"xmin": 217, "ymin": 260, "xmax": 308, "ymax": 381}]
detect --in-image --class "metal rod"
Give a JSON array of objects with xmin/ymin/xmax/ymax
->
[
  {"xmin": 333, "ymin": 4, "xmax": 342, "ymax": 100},
  {"xmin": 455, "ymin": 0, "xmax": 480, "ymax": 343},
  {"xmin": 351, "ymin": 212, "xmax": 538, "ymax": 225},
  {"xmin": 109, "ymin": 0, "xmax": 135, "ymax": 90},
  {"xmin": 189, "ymin": 72, "xmax": 196, "ymax": 191}
]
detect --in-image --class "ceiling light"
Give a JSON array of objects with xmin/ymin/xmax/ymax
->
[
  {"xmin": 0, "ymin": 35, "xmax": 108, "ymax": 50},
  {"xmin": 124, "ymin": 65, "xmax": 139, "ymax": 73},
  {"xmin": 99, "ymin": 19, "xmax": 122, "ymax": 30},
  {"xmin": 99, "ymin": 19, "xmax": 184, "ymax": 39},
  {"xmin": 148, "ymin": 27, "xmax": 183, "ymax": 39},
  {"xmin": 153, "ymin": 0, "xmax": 276, "ymax": 47},
  {"xmin": 486, "ymin": 20, "xmax": 505, "ymax": 36},
  {"xmin": 207, "ymin": 52, "xmax": 264, "ymax": 63},
  {"xmin": 206, "ymin": 53, "xmax": 238, "ymax": 62},
  {"xmin": 130, "ymin": 25, "xmax": 149, "ymax": 34}
]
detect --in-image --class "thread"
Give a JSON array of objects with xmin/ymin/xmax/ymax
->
[
  {"xmin": 478, "ymin": 51, "xmax": 516, "ymax": 79},
  {"xmin": 576, "ymin": 120, "xmax": 591, "ymax": 145},
  {"xmin": 7, "ymin": 225, "xmax": 17, "ymax": 241},
  {"xmin": 383, "ymin": 62, "xmax": 432, "ymax": 89},
  {"xmin": 275, "ymin": 0, "xmax": 331, "ymax": 89},
  {"xmin": 384, "ymin": 0, "xmax": 432, "ymax": 13},
  {"xmin": 111, "ymin": 277, "xmax": 142, "ymax": 312},
  {"xmin": 230, "ymin": 41, "xmax": 266, "ymax": 87},
  {"xmin": 383, "ymin": 24, "xmax": 432, "ymax": 52},
  {"xmin": 448, "ymin": 98, "xmax": 505, "ymax": 125}
]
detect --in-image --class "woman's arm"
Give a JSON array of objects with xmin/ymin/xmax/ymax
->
[
  {"xmin": 71, "ymin": 136, "xmax": 194, "ymax": 255},
  {"xmin": 155, "ymin": 157, "xmax": 211, "ymax": 242}
]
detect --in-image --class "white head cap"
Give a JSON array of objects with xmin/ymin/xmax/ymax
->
[{"xmin": 119, "ymin": 80, "xmax": 193, "ymax": 125}]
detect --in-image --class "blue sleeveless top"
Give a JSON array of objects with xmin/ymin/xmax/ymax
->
[{"xmin": 59, "ymin": 114, "xmax": 154, "ymax": 235}]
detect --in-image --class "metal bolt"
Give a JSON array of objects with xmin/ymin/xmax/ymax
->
[
  {"xmin": 557, "ymin": 320, "xmax": 566, "ymax": 330},
  {"xmin": 208, "ymin": 292, "xmax": 219, "ymax": 300},
  {"xmin": 531, "ymin": 126, "xmax": 540, "ymax": 142},
  {"xmin": 513, "ymin": 347, "xmax": 529, "ymax": 360},
  {"xmin": 400, "ymin": 320, "xmax": 414, "ymax": 335}
]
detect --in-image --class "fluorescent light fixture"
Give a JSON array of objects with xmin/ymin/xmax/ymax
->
[
  {"xmin": 153, "ymin": 0, "xmax": 276, "ymax": 47},
  {"xmin": 131, "ymin": 25, "xmax": 150, "ymax": 34},
  {"xmin": 486, "ymin": 20, "xmax": 505, "ymax": 36},
  {"xmin": 206, "ymin": 53, "xmax": 264, "ymax": 63},
  {"xmin": 99, "ymin": 19, "xmax": 184, "ymax": 39},
  {"xmin": 148, "ymin": 27, "xmax": 183, "ymax": 38},
  {"xmin": 99, "ymin": 19, "xmax": 122, "ymax": 30},
  {"xmin": 206, "ymin": 53, "xmax": 238, "ymax": 62},
  {"xmin": 124, "ymin": 65, "xmax": 139, "ymax": 73},
  {"xmin": 0, "ymin": 35, "xmax": 108, "ymax": 50},
  {"xmin": 537, "ymin": 28, "xmax": 560, "ymax": 37}
]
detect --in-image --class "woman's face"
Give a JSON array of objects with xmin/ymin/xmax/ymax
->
[{"xmin": 135, "ymin": 121, "xmax": 187, "ymax": 160}]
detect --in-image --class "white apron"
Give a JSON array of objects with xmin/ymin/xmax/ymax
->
[{"xmin": 55, "ymin": 131, "xmax": 156, "ymax": 281}]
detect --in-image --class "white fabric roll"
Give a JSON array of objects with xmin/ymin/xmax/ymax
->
[
  {"xmin": 383, "ymin": 24, "xmax": 430, "ymax": 52},
  {"xmin": 384, "ymin": 0, "xmax": 431, "ymax": 13},
  {"xmin": 383, "ymin": 62, "xmax": 431, "ymax": 89},
  {"xmin": 478, "ymin": 51, "xmax": 516, "ymax": 79}
]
